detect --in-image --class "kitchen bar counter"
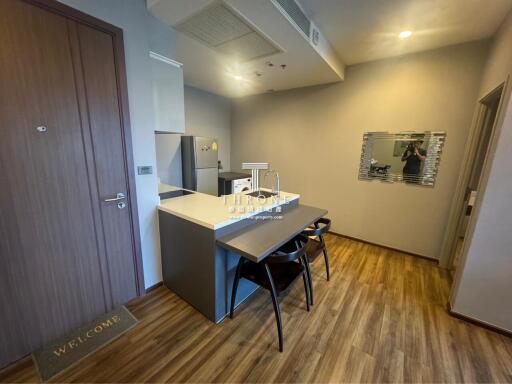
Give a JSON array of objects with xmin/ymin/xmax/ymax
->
[{"xmin": 158, "ymin": 184, "xmax": 326, "ymax": 323}]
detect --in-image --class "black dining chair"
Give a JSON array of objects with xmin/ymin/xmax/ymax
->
[
  {"xmin": 301, "ymin": 218, "xmax": 331, "ymax": 305},
  {"xmin": 229, "ymin": 234, "xmax": 311, "ymax": 352}
]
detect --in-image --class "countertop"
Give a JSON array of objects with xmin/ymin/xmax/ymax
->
[
  {"xmin": 158, "ymin": 183, "xmax": 300, "ymax": 230},
  {"xmin": 217, "ymin": 204, "xmax": 328, "ymax": 263}
]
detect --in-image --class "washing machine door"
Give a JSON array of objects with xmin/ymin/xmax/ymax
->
[{"xmin": 233, "ymin": 178, "xmax": 252, "ymax": 193}]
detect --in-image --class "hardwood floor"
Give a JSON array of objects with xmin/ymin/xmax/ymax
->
[{"xmin": 1, "ymin": 235, "xmax": 512, "ymax": 383}]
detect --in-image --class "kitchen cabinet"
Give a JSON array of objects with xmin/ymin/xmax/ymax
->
[{"xmin": 150, "ymin": 51, "xmax": 185, "ymax": 133}]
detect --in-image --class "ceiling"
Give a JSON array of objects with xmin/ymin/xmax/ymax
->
[
  {"xmin": 299, "ymin": 0, "xmax": 512, "ymax": 65},
  {"xmin": 148, "ymin": 0, "xmax": 344, "ymax": 98},
  {"xmin": 149, "ymin": 0, "xmax": 512, "ymax": 98}
]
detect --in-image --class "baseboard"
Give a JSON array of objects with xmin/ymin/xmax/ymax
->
[
  {"xmin": 145, "ymin": 281, "xmax": 163, "ymax": 294},
  {"xmin": 328, "ymin": 231, "xmax": 439, "ymax": 263},
  {"xmin": 447, "ymin": 302, "xmax": 512, "ymax": 337}
]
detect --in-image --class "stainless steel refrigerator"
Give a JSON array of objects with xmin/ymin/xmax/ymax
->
[{"xmin": 181, "ymin": 136, "xmax": 218, "ymax": 195}]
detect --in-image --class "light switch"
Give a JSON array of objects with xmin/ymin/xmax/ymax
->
[{"xmin": 137, "ymin": 166, "xmax": 153, "ymax": 175}]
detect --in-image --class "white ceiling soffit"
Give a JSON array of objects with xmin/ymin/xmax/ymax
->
[
  {"xmin": 299, "ymin": 0, "xmax": 512, "ymax": 65},
  {"xmin": 147, "ymin": 0, "xmax": 345, "ymax": 98}
]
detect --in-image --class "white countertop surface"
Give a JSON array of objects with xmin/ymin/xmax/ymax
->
[{"xmin": 158, "ymin": 184, "xmax": 300, "ymax": 230}]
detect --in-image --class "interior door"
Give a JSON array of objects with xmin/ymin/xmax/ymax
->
[
  {"xmin": 0, "ymin": 0, "xmax": 140, "ymax": 368},
  {"xmin": 73, "ymin": 22, "xmax": 139, "ymax": 306}
]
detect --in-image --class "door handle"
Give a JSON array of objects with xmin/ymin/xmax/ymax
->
[{"xmin": 104, "ymin": 192, "xmax": 125, "ymax": 202}]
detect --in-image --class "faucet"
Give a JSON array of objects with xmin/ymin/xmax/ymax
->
[
  {"xmin": 263, "ymin": 169, "xmax": 280, "ymax": 197},
  {"xmin": 241, "ymin": 162, "xmax": 269, "ymax": 192}
]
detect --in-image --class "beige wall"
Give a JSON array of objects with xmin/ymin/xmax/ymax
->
[
  {"xmin": 452, "ymin": 11, "xmax": 512, "ymax": 331},
  {"xmin": 231, "ymin": 41, "xmax": 489, "ymax": 259}
]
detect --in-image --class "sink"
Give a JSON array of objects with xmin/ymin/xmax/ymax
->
[{"xmin": 246, "ymin": 190, "xmax": 277, "ymax": 198}]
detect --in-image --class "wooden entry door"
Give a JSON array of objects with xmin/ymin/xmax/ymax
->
[{"xmin": 0, "ymin": 0, "xmax": 143, "ymax": 368}]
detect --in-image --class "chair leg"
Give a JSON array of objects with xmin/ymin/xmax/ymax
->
[
  {"xmin": 301, "ymin": 257, "xmax": 311, "ymax": 312},
  {"xmin": 230, "ymin": 257, "xmax": 244, "ymax": 319},
  {"xmin": 323, "ymin": 248, "xmax": 330, "ymax": 281},
  {"xmin": 264, "ymin": 263, "xmax": 283, "ymax": 352},
  {"xmin": 303, "ymin": 255, "xmax": 314, "ymax": 306},
  {"xmin": 319, "ymin": 234, "xmax": 330, "ymax": 281}
]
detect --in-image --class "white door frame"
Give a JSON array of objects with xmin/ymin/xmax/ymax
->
[{"xmin": 439, "ymin": 78, "xmax": 510, "ymax": 270}]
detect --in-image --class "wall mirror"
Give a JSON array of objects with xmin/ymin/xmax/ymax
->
[{"xmin": 358, "ymin": 131, "xmax": 446, "ymax": 186}]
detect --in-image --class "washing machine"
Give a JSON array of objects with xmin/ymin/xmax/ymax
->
[{"xmin": 218, "ymin": 172, "xmax": 252, "ymax": 196}]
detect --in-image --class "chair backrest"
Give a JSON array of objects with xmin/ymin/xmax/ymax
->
[
  {"xmin": 302, "ymin": 218, "xmax": 331, "ymax": 237},
  {"xmin": 267, "ymin": 234, "xmax": 308, "ymax": 263}
]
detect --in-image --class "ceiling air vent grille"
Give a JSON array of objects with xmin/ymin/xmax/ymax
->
[
  {"xmin": 272, "ymin": 0, "xmax": 311, "ymax": 38},
  {"xmin": 175, "ymin": 3, "xmax": 281, "ymax": 62}
]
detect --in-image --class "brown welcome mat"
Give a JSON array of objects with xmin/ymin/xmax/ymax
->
[{"xmin": 32, "ymin": 306, "xmax": 137, "ymax": 382}]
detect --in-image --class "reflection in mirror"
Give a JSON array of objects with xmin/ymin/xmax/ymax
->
[{"xmin": 358, "ymin": 131, "xmax": 446, "ymax": 186}]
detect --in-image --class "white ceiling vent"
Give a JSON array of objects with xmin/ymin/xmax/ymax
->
[
  {"xmin": 271, "ymin": 0, "xmax": 311, "ymax": 39},
  {"xmin": 175, "ymin": 2, "xmax": 281, "ymax": 62}
]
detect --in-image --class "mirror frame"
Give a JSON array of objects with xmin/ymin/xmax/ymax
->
[{"xmin": 358, "ymin": 131, "xmax": 447, "ymax": 186}]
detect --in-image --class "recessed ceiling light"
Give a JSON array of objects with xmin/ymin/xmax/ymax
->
[
  {"xmin": 398, "ymin": 30, "xmax": 413, "ymax": 39},
  {"xmin": 233, "ymin": 75, "xmax": 243, "ymax": 80}
]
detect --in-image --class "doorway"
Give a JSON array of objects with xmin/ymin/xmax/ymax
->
[
  {"xmin": 439, "ymin": 82, "xmax": 507, "ymax": 273},
  {"xmin": 452, "ymin": 87, "xmax": 503, "ymax": 270}
]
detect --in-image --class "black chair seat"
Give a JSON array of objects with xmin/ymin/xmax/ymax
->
[{"xmin": 240, "ymin": 260, "xmax": 304, "ymax": 293}]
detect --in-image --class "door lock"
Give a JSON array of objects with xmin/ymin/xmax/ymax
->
[{"xmin": 117, "ymin": 201, "xmax": 127, "ymax": 209}]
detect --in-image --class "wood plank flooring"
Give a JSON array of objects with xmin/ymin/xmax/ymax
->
[{"xmin": 1, "ymin": 235, "xmax": 512, "ymax": 383}]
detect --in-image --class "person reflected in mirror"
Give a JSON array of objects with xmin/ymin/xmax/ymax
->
[{"xmin": 401, "ymin": 140, "xmax": 427, "ymax": 183}]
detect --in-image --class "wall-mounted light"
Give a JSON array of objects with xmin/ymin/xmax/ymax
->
[{"xmin": 398, "ymin": 30, "xmax": 413, "ymax": 39}]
